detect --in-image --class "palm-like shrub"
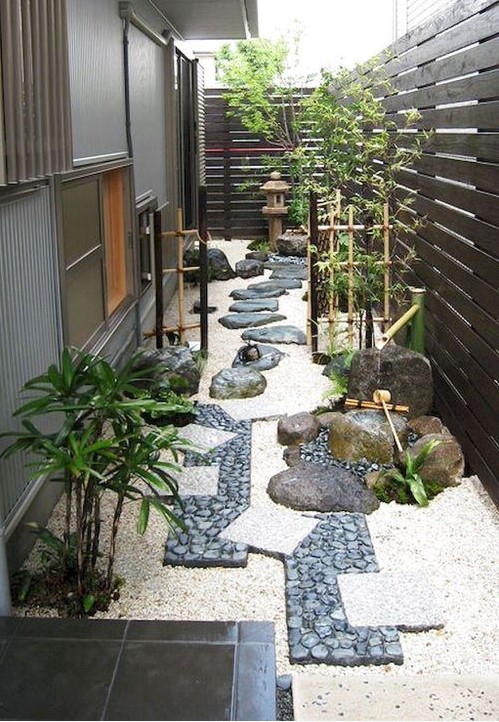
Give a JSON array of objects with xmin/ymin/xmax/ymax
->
[{"xmin": 1, "ymin": 348, "xmax": 193, "ymax": 614}]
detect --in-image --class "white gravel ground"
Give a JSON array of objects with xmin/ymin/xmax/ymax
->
[{"xmin": 16, "ymin": 239, "xmax": 499, "ymax": 686}]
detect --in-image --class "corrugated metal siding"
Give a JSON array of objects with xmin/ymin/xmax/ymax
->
[
  {"xmin": 66, "ymin": 0, "xmax": 127, "ymax": 163},
  {"xmin": 129, "ymin": 25, "xmax": 168, "ymax": 205},
  {"xmin": 0, "ymin": 187, "xmax": 61, "ymax": 524}
]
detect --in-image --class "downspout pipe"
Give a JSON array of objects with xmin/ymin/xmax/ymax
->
[{"xmin": 121, "ymin": 11, "xmax": 133, "ymax": 159}]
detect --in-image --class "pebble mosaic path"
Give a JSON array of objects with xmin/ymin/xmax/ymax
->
[{"xmin": 164, "ymin": 402, "xmax": 403, "ymax": 667}]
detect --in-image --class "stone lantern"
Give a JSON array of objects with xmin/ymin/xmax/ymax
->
[{"xmin": 260, "ymin": 171, "xmax": 290, "ymax": 250}]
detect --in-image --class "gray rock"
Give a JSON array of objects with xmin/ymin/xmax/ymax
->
[
  {"xmin": 218, "ymin": 312, "xmax": 286, "ymax": 329},
  {"xmin": 322, "ymin": 353, "xmax": 352, "ymax": 380},
  {"xmin": 229, "ymin": 299, "xmax": 279, "ymax": 313},
  {"xmin": 328, "ymin": 409, "xmax": 409, "ymax": 464},
  {"xmin": 270, "ymin": 265, "xmax": 308, "ymax": 280},
  {"xmin": 242, "ymin": 325, "xmax": 307, "ymax": 345},
  {"xmin": 283, "ymin": 446, "xmax": 302, "ymax": 467},
  {"xmin": 208, "ymin": 248, "xmax": 236, "ymax": 280},
  {"xmin": 209, "ymin": 367, "xmax": 267, "ymax": 400},
  {"xmin": 246, "ymin": 251, "xmax": 269, "ymax": 262},
  {"xmin": 248, "ymin": 279, "xmax": 302, "ymax": 291},
  {"xmin": 348, "ymin": 345, "xmax": 433, "ymax": 418},
  {"xmin": 235, "ymin": 258, "xmax": 265, "ymax": 278},
  {"xmin": 408, "ymin": 415, "xmax": 450, "ymax": 437},
  {"xmin": 192, "ymin": 300, "xmax": 217, "ymax": 314},
  {"xmin": 232, "ymin": 344, "xmax": 284, "ymax": 371},
  {"xmin": 277, "ymin": 231, "xmax": 308, "ymax": 257},
  {"xmin": 230, "ymin": 286, "xmax": 288, "ymax": 300},
  {"xmin": 278, "ymin": 412, "xmax": 321, "ymax": 446},
  {"xmin": 406, "ymin": 433, "xmax": 464, "ymax": 487},
  {"xmin": 132, "ymin": 346, "xmax": 200, "ymax": 397},
  {"xmin": 267, "ymin": 461, "xmax": 380, "ymax": 514}
]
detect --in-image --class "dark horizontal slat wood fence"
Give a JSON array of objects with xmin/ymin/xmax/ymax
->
[{"xmin": 369, "ymin": 0, "xmax": 498, "ymax": 503}]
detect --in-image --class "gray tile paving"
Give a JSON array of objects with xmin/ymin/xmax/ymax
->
[
  {"xmin": 172, "ymin": 465, "xmax": 220, "ymax": 496},
  {"xmin": 338, "ymin": 571, "xmax": 445, "ymax": 631},
  {"xmin": 179, "ymin": 423, "xmax": 236, "ymax": 451},
  {"xmin": 220, "ymin": 504, "xmax": 319, "ymax": 557}
]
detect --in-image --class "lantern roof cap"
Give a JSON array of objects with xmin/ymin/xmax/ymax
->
[{"xmin": 260, "ymin": 171, "xmax": 290, "ymax": 193}]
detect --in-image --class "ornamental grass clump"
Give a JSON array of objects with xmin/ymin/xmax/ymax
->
[
  {"xmin": 1, "ymin": 347, "xmax": 193, "ymax": 616},
  {"xmin": 374, "ymin": 439, "xmax": 444, "ymax": 506}
]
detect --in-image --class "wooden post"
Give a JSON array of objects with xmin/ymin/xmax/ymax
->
[
  {"xmin": 383, "ymin": 203, "xmax": 391, "ymax": 331},
  {"xmin": 198, "ymin": 185, "xmax": 209, "ymax": 352},
  {"xmin": 347, "ymin": 205, "xmax": 354, "ymax": 347},
  {"xmin": 176, "ymin": 207, "xmax": 185, "ymax": 344},
  {"xmin": 154, "ymin": 210, "xmax": 164, "ymax": 349},
  {"xmin": 308, "ymin": 190, "xmax": 319, "ymax": 353}
]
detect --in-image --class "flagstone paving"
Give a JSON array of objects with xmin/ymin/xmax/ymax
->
[{"xmin": 337, "ymin": 571, "xmax": 445, "ymax": 631}]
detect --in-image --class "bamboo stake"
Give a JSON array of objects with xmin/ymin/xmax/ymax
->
[
  {"xmin": 383, "ymin": 203, "xmax": 391, "ymax": 331},
  {"xmin": 176, "ymin": 207, "xmax": 185, "ymax": 344},
  {"xmin": 328, "ymin": 202, "xmax": 335, "ymax": 346},
  {"xmin": 373, "ymin": 390, "xmax": 404, "ymax": 453},
  {"xmin": 344, "ymin": 398, "xmax": 409, "ymax": 413},
  {"xmin": 347, "ymin": 205, "xmax": 354, "ymax": 347}
]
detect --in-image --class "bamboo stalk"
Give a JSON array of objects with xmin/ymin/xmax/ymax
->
[
  {"xmin": 328, "ymin": 201, "xmax": 335, "ymax": 346},
  {"xmin": 176, "ymin": 208, "xmax": 185, "ymax": 344},
  {"xmin": 143, "ymin": 322, "xmax": 201, "ymax": 339},
  {"xmin": 162, "ymin": 265, "xmax": 200, "ymax": 274},
  {"xmin": 318, "ymin": 223, "xmax": 393, "ymax": 232},
  {"xmin": 347, "ymin": 205, "xmax": 354, "ymax": 347},
  {"xmin": 344, "ymin": 398, "xmax": 409, "ymax": 413},
  {"xmin": 378, "ymin": 303, "xmax": 420, "ymax": 349},
  {"xmin": 383, "ymin": 203, "xmax": 391, "ymax": 331}
]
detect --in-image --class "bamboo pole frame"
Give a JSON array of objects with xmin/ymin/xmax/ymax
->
[{"xmin": 347, "ymin": 205, "xmax": 355, "ymax": 347}]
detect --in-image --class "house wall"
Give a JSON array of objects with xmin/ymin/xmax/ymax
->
[{"xmin": 0, "ymin": 184, "xmax": 63, "ymax": 570}]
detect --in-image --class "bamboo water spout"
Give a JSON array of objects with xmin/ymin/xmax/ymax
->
[{"xmin": 373, "ymin": 389, "xmax": 403, "ymax": 453}]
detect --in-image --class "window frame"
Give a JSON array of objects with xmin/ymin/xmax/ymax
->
[{"xmin": 54, "ymin": 159, "xmax": 137, "ymax": 350}]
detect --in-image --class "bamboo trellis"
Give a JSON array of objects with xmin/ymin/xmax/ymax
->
[
  {"xmin": 144, "ymin": 187, "xmax": 209, "ymax": 350},
  {"xmin": 308, "ymin": 191, "xmax": 393, "ymax": 353}
]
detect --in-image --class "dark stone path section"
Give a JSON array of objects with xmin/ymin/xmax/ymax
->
[
  {"xmin": 218, "ymin": 312, "xmax": 286, "ymax": 329},
  {"xmin": 0, "ymin": 618, "xmax": 276, "ymax": 721},
  {"xmin": 270, "ymin": 266, "xmax": 308, "ymax": 280},
  {"xmin": 285, "ymin": 513, "xmax": 403, "ymax": 666},
  {"xmin": 164, "ymin": 404, "xmax": 251, "ymax": 568}
]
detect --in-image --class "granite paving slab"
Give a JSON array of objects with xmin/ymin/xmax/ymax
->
[
  {"xmin": 285, "ymin": 514, "xmax": 403, "ymax": 666},
  {"xmin": 218, "ymin": 312, "xmax": 286, "ymax": 329},
  {"xmin": 179, "ymin": 423, "xmax": 236, "ymax": 452},
  {"xmin": 220, "ymin": 505, "xmax": 319, "ymax": 557},
  {"xmin": 338, "ymin": 571, "xmax": 445, "ymax": 631},
  {"xmin": 172, "ymin": 465, "xmax": 220, "ymax": 497},
  {"xmin": 293, "ymin": 674, "xmax": 499, "ymax": 721}
]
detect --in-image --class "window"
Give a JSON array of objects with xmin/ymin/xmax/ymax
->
[{"xmin": 59, "ymin": 165, "xmax": 133, "ymax": 348}]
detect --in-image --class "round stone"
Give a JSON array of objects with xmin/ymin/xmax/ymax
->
[{"xmin": 301, "ymin": 631, "xmax": 321, "ymax": 649}]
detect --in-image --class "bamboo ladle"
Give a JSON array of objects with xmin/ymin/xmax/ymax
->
[{"xmin": 373, "ymin": 389, "xmax": 403, "ymax": 453}]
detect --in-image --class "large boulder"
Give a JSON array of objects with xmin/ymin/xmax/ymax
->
[
  {"xmin": 235, "ymin": 258, "xmax": 264, "ymax": 278},
  {"xmin": 246, "ymin": 251, "xmax": 269, "ymax": 262},
  {"xmin": 405, "ymin": 433, "xmax": 464, "ymax": 487},
  {"xmin": 348, "ymin": 345, "xmax": 433, "ymax": 418},
  {"xmin": 277, "ymin": 412, "xmax": 321, "ymax": 446},
  {"xmin": 267, "ymin": 461, "xmax": 380, "ymax": 514},
  {"xmin": 276, "ymin": 232, "xmax": 308, "ymax": 257},
  {"xmin": 242, "ymin": 325, "xmax": 307, "ymax": 345},
  {"xmin": 209, "ymin": 367, "xmax": 266, "ymax": 400},
  {"xmin": 132, "ymin": 346, "xmax": 200, "ymax": 397},
  {"xmin": 328, "ymin": 409, "xmax": 409, "ymax": 464}
]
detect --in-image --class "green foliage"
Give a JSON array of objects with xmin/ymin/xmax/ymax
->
[
  {"xmin": 247, "ymin": 239, "xmax": 271, "ymax": 252},
  {"xmin": 375, "ymin": 439, "xmax": 443, "ymax": 506},
  {"xmin": 1, "ymin": 347, "xmax": 191, "ymax": 615},
  {"xmin": 322, "ymin": 350, "xmax": 354, "ymax": 404}
]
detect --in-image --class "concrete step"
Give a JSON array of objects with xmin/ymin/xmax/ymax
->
[{"xmin": 293, "ymin": 673, "xmax": 499, "ymax": 721}]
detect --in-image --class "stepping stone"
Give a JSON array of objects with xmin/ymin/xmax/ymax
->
[
  {"xmin": 248, "ymin": 279, "xmax": 302, "ymax": 291},
  {"xmin": 179, "ymin": 423, "xmax": 236, "ymax": 451},
  {"xmin": 242, "ymin": 325, "xmax": 306, "ymax": 345},
  {"xmin": 269, "ymin": 265, "xmax": 308, "ymax": 280},
  {"xmin": 210, "ymin": 367, "xmax": 267, "ymax": 399},
  {"xmin": 192, "ymin": 300, "xmax": 217, "ymax": 314},
  {"xmin": 232, "ymin": 344, "xmax": 284, "ymax": 371},
  {"xmin": 230, "ymin": 287, "xmax": 288, "ymax": 300},
  {"xmin": 172, "ymin": 465, "xmax": 220, "ymax": 496},
  {"xmin": 337, "ymin": 571, "xmax": 445, "ymax": 631},
  {"xmin": 220, "ymin": 504, "xmax": 318, "ymax": 557},
  {"xmin": 293, "ymin": 674, "xmax": 499, "ymax": 721},
  {"xmin": 218, "ymin": 312, "xmax": 286, "ymax": 330},
  {"xmin": 228, "ymin": 299, "xmax": 279, "ymax": 313},
  {"xmin": 235, "ymin": 258, "xmax": 264, "ymax": 278}
]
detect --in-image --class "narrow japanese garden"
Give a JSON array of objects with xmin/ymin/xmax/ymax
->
[{"xmin": 2, "ymin": 26, "xmax": 498, "ymax": 722}]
